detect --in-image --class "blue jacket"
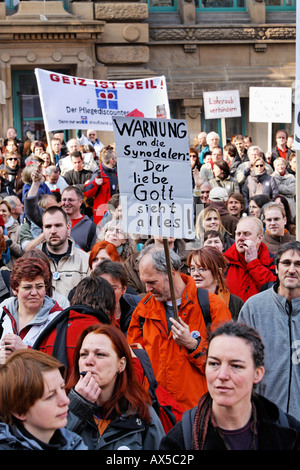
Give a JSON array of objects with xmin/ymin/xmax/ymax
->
[{"xmin": 0, "ymin": 422, "xmax": 87, "ymax": 450}]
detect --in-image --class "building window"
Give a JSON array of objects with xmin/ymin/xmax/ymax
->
[
  {"xmin": 265, "ymin": 0, "xmax": 295, "ymax": 9},
  {"xmin": 196, "ymin": 0, "xmax": 246, "ymax": 10},
  {"xmin": 5, "ymin": 0, "xmax": 69, "ymax": 12},
  {"xmin": 148, "ymin": 0, "xmax": 177, "ymax": 11}
]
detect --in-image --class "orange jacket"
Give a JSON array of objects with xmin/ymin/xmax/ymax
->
[{"xmin": 127, "ymin": 274, "xmax": 232, "ymax": 411}]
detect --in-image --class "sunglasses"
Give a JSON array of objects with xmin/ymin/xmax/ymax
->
[{"xmin": 255, "ymin": 164, "xmax": 264, "ymax": 168}]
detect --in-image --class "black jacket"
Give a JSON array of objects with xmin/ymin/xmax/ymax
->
[{"xmin": 159, "ymin": 394, "xmax": 300, "ymax": 450}]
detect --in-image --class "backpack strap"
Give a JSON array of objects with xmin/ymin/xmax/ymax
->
[
  {"xmin": 181, "ymin": 407, "xmax": 197, "ymax": 450},
  {"xmin": 197, "ymin": 287, "xmax": 211, "ymax": 327},
  {"xmin": 277, "ymin": 407, "xmax": 289, "ymax": 428},
  {"xmin": 133, "ymin": 348, "xmax": 158, "ymax": 398},
  {"xmin": 86, "ymin": 222, "xmax": 97, "ymax": 252}
]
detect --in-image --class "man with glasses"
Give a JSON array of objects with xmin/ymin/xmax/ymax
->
[
  {"xmin": 24, "ymin": 168, "xmax": 98, "ymax": 252},
  {"xmin": 77, "ymin": 129, "xmax": 104, "ymax": 157},
  {"xmin": 61, "ymin": 186, "xmax": 99, "ymax": 251},
  {"xmin": 238, "ymin": 241, "xmax": 300, "ymax": 421}
]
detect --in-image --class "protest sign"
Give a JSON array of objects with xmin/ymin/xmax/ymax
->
[
  {"xmin": 203, "ymin": 90, "xmax": 241, "ymax": 146},
  {"xmin": 249, "ymin": 86, "xmax": 292, "ymax": 155},
  {"xmin": 203, "ymin": 90, "xmax": 241, "ymax": 120},
  {"xmin": 112, "ymin": 116, "xmax": 194, "ymax": 240},
  {"xmin": 34, "ymin": 68, "xmax": 170, "ymax": 132},
  {"xmin": 249, "ymin": 87, "xmax": 292, "ymax": 123}
]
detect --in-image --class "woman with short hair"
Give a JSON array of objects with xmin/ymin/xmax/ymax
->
[{"xmin": 0, "ymin": 349, "xmax": 87, "ymax": 450}]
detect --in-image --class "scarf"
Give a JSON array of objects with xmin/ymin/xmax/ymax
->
[{"xmin": 192, "ymin": 392, "xmax": 258, "ymax": 450}]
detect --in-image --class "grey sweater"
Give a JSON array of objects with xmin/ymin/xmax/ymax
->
[{"xmin": 238, "ymin": 285, "xmax": 300, "ymax": 421}]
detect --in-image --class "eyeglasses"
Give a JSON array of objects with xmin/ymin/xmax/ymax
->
[
  {"xmin": 111, "ymin": 285, "xmax": 123, "ymax": 291},
  {"xmin": 189, "ymin": 266, "xmax": 207, "ymax": 274}
]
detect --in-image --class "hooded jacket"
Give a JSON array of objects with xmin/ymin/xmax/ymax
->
[
  {"xmin": 0, "ymin": 422, "xmax": 87, "ymax": 450},
  {"xmin": 33, "ymin": 304, "xmax": 111, "ymax": 381},
  {"xmin": 126, "ymin": 273, "xmax": 232, "ymax": 411},
  {"xmin": 66, "ymin": 388, "xmax": 164, "ymax": 450},
  {"xmin": 238, "ymin": 284, "xmax": 300, "ymax": 421},
  {"xmin": 224, "ymin": 241, "xmax": 277, "ymax": 302},
  {"xmin": 0, "ymin": 295, "xmax": 62, "ymax": 346}
]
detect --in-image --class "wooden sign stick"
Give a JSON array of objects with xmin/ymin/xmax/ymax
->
[{"xmin": 163, "ymin": 238, "xmax": 178, "ymax": 321}]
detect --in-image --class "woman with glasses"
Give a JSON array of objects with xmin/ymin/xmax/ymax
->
[
  {"xmin": 0, "ymin": 152, "xmax": 24, "ymax": 199},
  {"xmin": 98, "ymin": 219, "xmax": 137, "ymax": 263},
  {"xmin": 0, "ymin": 256, "xmax": 62, "ymax": 362},
  {"xmin": 187, "ymin": 246, "xmax": 243, "ymax": 320},
  {"xmin": 242, "ymin": 156, "xmax": 278, "ymax": 212}
]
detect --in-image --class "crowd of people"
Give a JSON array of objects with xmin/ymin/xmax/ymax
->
[{"xmin": 0, "ymin": 125, "xmax": 299, "ymax": 450}]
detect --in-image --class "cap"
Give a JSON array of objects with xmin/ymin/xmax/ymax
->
[{"xmin": 209, "ymin": 187, "xmax": 228, "ymax": 202}]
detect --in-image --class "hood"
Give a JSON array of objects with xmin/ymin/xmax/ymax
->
[{"xmin": 1, "ymin": 295, "xmax": 60, "ymax": 327}]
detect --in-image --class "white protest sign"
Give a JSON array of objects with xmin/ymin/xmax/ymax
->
[
  {"xmin": 249, "ymin": 87, "xmax": 292, "ymax": 123},
  {"xmin": 112, "ymin": 116, "xmax": 194, "ymax": 239},
  {"xmin": 34, "ymin": 68, "xmax": 170, "ymax": 132},
  {"xmin": 203, "ymin": 90, "xmax": 241, "ymax": 119},
  {"xmin": 294, "ymin": 3, "xmax": 300, "ymax": 149}
]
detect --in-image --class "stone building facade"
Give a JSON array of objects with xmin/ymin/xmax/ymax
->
[{"xmin": 0, "ymin": 0, "xmax": 296, "ymax": 152}]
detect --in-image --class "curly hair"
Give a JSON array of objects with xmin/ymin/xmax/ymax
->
[{"xmin": 10, "ymin": 257, "xmax": 51, "ymax": 293}]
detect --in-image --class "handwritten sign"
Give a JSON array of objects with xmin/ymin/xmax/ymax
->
[
  {"xmin": 249, "ymin": 87, "xmax": 292, "ymax": 123},
  {"xmin": 112, "ymin": 116, "xmax": 194, "ymax": 239},
  {"xmin": 203, "ymin": 90, "xmax": 241, "ymax": 119}
]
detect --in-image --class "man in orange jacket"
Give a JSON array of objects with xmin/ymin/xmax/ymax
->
[{"xmin": 126, "ymin": 245, "xmax": 231, "ymax": 411}]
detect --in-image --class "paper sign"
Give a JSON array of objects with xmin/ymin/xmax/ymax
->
[
  {"xmin": 34, "ymin": 68, "xmax": 170, "ymax": 132},
  {"xmin": 112, "ymin": 116, "xmax": 194, "ymax": 239},
  {"xmin": 249, "ymin": 87, "xmax": 292, "ymax": 123},
  {"xmin": 203, "ymin": 90, "xmax": 241, "ymax": 119}
]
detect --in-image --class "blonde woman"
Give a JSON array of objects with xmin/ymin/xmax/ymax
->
[{"xmin": 195, "ymin": 206, "xmax": 234, "ymax": 251}]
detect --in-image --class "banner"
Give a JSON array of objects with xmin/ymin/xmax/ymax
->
[
  {"xmin": 112, "ymin": 116, "xmax": 194, "ymax": 239},
  {"xmin": 203, "ymin": 90, "xmax": 241, "ymax": 119},
  {"xmin": 34, "ymin": 69, "xmax": 170, "ymax": 132}
]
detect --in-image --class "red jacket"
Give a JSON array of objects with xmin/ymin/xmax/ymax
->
[
  {"xmin": 33, "ymin": 305, "xmax": 110, "ymax": 381},
  {"xmin": 224, "ymin": 242, "xmax": 277, "ymax": 302},
  {"xmin": 83, "ymin": 164, "xmax": 113, "ymax": 225},
  {"xmin": 126, "ymin": 273, "xmax": 232, "ymax": 411}
]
